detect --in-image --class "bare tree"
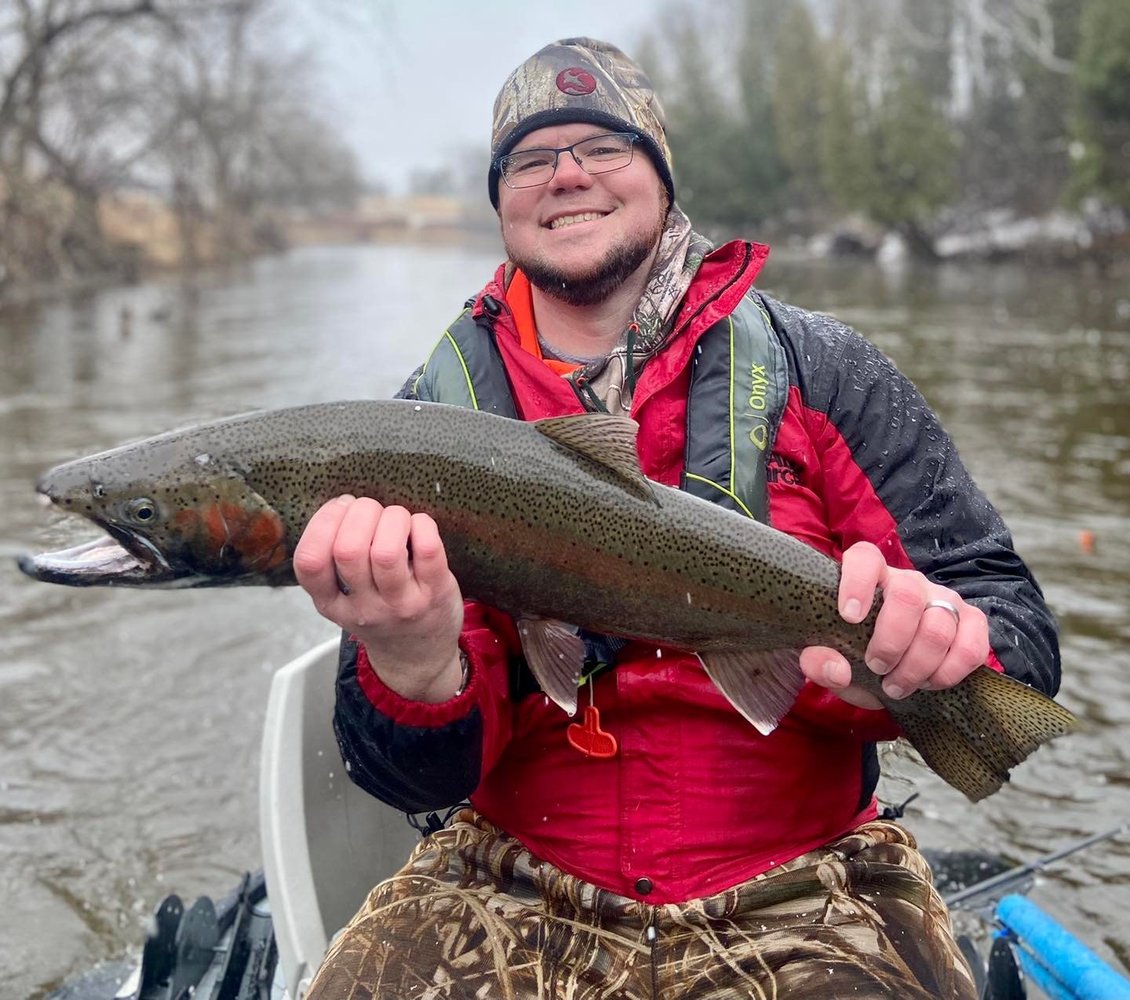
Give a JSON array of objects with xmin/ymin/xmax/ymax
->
[
  {"xmin": 1, "ymin": 0, "xmax": 361, "ymax": 291},
  {"xmin": 144, "ymin": 0, "xmax": 360, "ymax": 262},
  {"xmin": 0, "ymin": 0, "xmax": 170, "ymax": 285}
]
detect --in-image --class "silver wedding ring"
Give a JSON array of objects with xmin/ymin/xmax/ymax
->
[{"xmin": 925, "ymin": 599, "xmax": 961, "ymax": 624}]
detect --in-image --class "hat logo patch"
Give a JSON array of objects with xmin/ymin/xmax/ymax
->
[{"xmin": 556, "ymin": 68, "xmax": 597, "ymax": 96}]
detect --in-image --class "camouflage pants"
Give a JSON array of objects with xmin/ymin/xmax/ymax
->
[{"xmin": 306, "ymin": 810, "xmax": 977, "ymax": 1000}]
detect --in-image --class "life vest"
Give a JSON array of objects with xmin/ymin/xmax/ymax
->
[{"xmin": 412, "ymin": 291, "xmax": 788, "ymax": 524}]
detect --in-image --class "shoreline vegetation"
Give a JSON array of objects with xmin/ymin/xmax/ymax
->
[{"xmin": 1, "ymin": 185, "xmax": 1125, "ymax": 311}]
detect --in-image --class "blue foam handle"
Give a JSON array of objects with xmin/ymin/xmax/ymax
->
[
  {"xmin": 1015, "ymin": 947, "xmax": 1095, "ymax": 1000},
  {"xmin": 996, "ymin": 894, "xmax": 1130, "ymax": 999}
]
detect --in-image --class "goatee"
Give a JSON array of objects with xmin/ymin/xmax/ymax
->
[{"xmin": 505, "ymin": 216, "xmax": 666, "ymax": 308}]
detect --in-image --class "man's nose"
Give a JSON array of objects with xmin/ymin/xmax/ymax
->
[{"xmin": 548, "ymin": 150, "xmax": 594, "ymax": 191}]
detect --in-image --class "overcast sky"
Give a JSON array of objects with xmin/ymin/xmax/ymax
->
[{"xmin": 308, "ymin": 0, "xmax": 667, "ymax": 192}]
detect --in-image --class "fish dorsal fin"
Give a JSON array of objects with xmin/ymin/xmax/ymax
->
[
  {"xmin": 534, "ymin": 414, "xmax": 654, "ymax": 502},
  {"xmin": 516, "ymin": 615, "xmax": 587, "ymax": 715},
  {"xmin": 697, "ymin": 648, "xmax": 806, "ymax": 735}
]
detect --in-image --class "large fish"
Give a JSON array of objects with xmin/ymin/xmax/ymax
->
[{"xmin": 18, "ymin": 400, "xmax": 1075, "ymax": 801}]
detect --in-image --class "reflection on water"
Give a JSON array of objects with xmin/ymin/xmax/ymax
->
[{"xmin": 1, "ymin": 243, "xmax": 1127, "ymax": 995}]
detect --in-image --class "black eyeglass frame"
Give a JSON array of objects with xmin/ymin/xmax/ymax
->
[{"xmin": 494, "ymin": 132, "xmax": 641, "ymax": 189}]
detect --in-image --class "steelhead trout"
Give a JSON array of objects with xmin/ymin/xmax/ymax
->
[{"xmin": 18, "ymin": 400, "xmax": 1075, "ymax": 801}]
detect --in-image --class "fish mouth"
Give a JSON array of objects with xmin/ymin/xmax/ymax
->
[
  {"xmin": 17, "ymin": 499, "xmax": 195, "ymax": 588},
  {"xmin": 18, "ymin": 534, "xmax": 163, "ymax": 586}
]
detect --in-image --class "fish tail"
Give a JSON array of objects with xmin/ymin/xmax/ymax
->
[{"xmin": 889, "ymin": 666, "xmax": 1076, "ymax": 802}]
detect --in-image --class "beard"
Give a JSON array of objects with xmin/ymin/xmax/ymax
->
[{"xmin": 504, "ymin": 207, "xmax": 668, "ymax": 308}]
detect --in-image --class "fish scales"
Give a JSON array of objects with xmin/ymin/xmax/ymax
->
[
  {"xmin": 61, "ymin": 401, "xmax": 847, "ymax": 650},
  {"xmin": 18, "ymin": 399, "xmax": 1076, "ymax": 802}
]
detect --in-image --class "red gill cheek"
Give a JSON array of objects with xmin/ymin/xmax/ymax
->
[
  {"xmin": 224, "ymin": 503, "xmax": 287, "ymax": 570},
  {"xmin": 175, "ymin": 503, "xmax": 287, "ymax": 571}
]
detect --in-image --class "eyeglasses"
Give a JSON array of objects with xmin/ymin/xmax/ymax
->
[{"xmin": 496, "ymin": 132, "xmax": 640, "ymax": 189}]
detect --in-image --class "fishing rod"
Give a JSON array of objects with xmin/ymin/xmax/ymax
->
[
  {"xmin": 945, "ymin": 822, "xmax": 1128, "ymax": 912},
  {"xmin": 943, "ymin": 824, "xmax": 1130, "ymax": 1000}
]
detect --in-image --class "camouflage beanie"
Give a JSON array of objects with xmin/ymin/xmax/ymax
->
[{"xmin": 489, "ymin": 37, "xmax": 674, "ymax": 209}]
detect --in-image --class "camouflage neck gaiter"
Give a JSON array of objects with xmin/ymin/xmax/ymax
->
[{"xmin": 574, "ymin": 204, "xmax": 714, "ymax": 413}]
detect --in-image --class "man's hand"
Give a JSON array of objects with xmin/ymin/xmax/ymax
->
[
  {"xmin": 294, "ymin": 495, "xmax": 465, "ymax": 703},
  {"xmin": 799, "ymin": 541, "xmax": 990, "ymax": 710}
]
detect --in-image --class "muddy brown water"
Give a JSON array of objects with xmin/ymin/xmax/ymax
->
[{"xmin": 1, "ymin": 243, "xmax": 1127, "ymax": 996}]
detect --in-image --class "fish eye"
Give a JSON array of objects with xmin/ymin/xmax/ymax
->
[{"xmin": 125, "ymin": 498, "xmax": 158, "ymax": 524}]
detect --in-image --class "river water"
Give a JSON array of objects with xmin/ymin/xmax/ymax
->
[{"xmin": 1, "ymin": 242, "xmax": 1127, "ymax": 996}]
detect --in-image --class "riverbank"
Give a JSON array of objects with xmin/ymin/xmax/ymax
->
[
  {"xmin": 0, "ymin": 190, "xmax": 501, "ymax": 309},
  {"xmin": 3, "ymin": 188, "xmax": 1126, "ymax": 311},
  {"xmin": 772, "ymin": 206, "xmax": 1130, "ymax": 271}
]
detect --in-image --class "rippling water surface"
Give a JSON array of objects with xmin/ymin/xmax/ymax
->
[{"xmin": 1, "ymin": 243, "xmax": 1127, "ymax": 995}]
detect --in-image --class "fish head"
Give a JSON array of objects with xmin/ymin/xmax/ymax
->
[{"xmin": 18, "ymin": 440, "xmax": 291, "ymax": 588}]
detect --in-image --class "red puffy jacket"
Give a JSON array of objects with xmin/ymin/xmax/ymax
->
[{"xmin": 333, "ymin": 240, "xmax": 1060, "ymax": 904}]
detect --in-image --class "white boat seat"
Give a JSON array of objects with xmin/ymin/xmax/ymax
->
[{"xmin": 260, "ymin": 637, "xmax": 419, "ymax": 999}]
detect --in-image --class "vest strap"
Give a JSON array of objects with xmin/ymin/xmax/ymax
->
[
  {"xmin": 681, "ymin": 293, "xmax": 787, "ymax": 523},
  {"xmin": 419, "ymin": 294, "xmax": 785, "ymax": 522},
  {"xmin": 416, "ymin": 312, "xmax": 517, "ymax": 417}
]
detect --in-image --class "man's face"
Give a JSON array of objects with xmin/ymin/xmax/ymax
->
[{"xmin": 497, "ymin": 122, "xmax": 669, "ymax": 307}]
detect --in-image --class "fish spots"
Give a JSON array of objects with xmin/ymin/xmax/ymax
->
[{"xmin": 173, "ymin": 507, "xmax": 203, "ymax": 536}]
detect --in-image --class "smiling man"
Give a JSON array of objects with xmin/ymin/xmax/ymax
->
[
  {"xmin": 500, "ymin": 126, "xmax": 667, "ymax": 312},
  {"xmin": 296, "ymin": 38, "xmax": 1059, "ymax": 999}
]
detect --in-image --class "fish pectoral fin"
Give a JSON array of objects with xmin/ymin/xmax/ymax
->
[
  {"xmin": 533, "ymin": 414, "xmax": 656, "ymax": 503},
  {"xmin": 516, "ymin": 615, "xmax": 586, "ymax": 716},
  {"xmin": 697, "ymin": 648, "xmax": 806, "ymax": 735}
]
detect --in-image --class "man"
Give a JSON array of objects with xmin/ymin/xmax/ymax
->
[{"xmin": 294, "ymin": 38, "xmax": 1059, "ymax": 999}]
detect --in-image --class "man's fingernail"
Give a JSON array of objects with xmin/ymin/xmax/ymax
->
[
  {"xmin": 823, "ymin": 661, "xmax": 842, "ymax": 686},
  {"xmin": 866, "ymin": 657, "xmax": 891, "ymax": 675},
  {"xmin": 884, "ymin": 681, "xmax": 906, "ymax": 700},
  {"xmin": 842, "ymin": 598, "xmax": 862, "ymax": 622},
  {"xmin": 334, "ymin": 494, "xmax": 355, "ymax": 505}
]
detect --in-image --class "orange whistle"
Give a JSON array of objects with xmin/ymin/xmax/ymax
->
[{"xmin": 566, "ymin": 705, "xmax": 618, "ymax": 758}]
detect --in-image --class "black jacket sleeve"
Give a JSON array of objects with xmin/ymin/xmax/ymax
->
[{"xmin": 332, "ymin": 635, "xmax": 483, "ymax": 813}]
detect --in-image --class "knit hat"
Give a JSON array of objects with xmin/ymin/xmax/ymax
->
[{"xmin": 489, "ymin": 37, "xmax": 674, "ymax": 209}]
